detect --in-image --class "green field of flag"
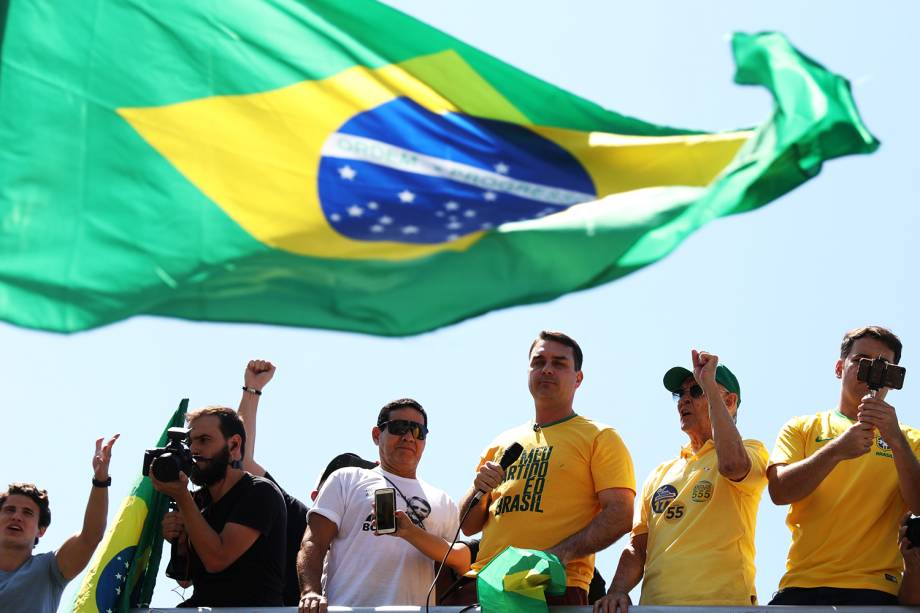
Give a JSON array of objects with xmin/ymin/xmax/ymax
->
[{"xmin": 0, "ymin": 1, "xmax": 878, "ymax": 335}]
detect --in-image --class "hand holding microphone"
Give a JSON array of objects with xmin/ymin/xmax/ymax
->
[{"xmin": 470, "ymin": 442, "xmax": 523, "ymax": 508}]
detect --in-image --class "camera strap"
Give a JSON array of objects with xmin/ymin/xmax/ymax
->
[{"xmin": 381, "ymin": 474, "xmax": 427, "ymax": 531}]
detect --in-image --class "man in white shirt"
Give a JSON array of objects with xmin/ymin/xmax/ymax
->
[{"xmin": 298, "ymin": 398, "xmax": 468, "ymax": 613}]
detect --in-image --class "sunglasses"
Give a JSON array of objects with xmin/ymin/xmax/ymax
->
[
  {"xmin": 672, "ymin": 384, "xmax": 705, "ymax": 401},
  {"xmin": 379, "ymin": 419, "xmax": 429, "ymax": 440}
]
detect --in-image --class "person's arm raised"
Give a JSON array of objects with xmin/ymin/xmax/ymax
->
[
  {"xmin": 56, "ymin": 435, "xmax": 119, "ymax": 580},
  {"xmin": 693, "ymin": 350, "xmax": 750, "ymax": 480},
  {"xmin": 238, "ymin": 359, "xmax": 275, "ymax": 476}
]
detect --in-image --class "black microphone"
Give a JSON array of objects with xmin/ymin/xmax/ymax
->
[{"xmin": 470, "ymin": 442, "xmax": 524, "ymax": 507}]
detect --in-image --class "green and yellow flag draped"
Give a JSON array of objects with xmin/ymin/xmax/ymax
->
[
  {"xmin": 477, "ymin": 547, "xmax": 566, "ymax": 612},
  {"xmin": 73, "ymin": 400, "xmax": 188, "ymax": 613},
  {"xmin": 0, "ymin": 1, "xmax": 877, "ymax": 334}
]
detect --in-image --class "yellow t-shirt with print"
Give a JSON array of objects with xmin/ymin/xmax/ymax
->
[
  {"xmin": 469, "ymin": 415, "xmax": 635, "ymax": 592},
  {"xmin": 770, "ymin": 410, "xmax": 920, "ymax": 595},
  {"xmin": 634, "ymin": 439, "xmax": 768, "ymax": 606}
]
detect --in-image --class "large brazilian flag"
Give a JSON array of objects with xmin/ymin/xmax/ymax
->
[
  {"xmin": 0, "ymin": 1, "xmax": 877, "ymax": 335},
  {"xmin": 72, "ymin": 400, "xmax": 188, "ymax": 613}
]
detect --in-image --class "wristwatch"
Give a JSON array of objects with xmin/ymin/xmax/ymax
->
[{"xmin": 92, "ymin": 476, "xmax": 112, "ymax": 488}]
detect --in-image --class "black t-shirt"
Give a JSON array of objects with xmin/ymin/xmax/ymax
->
[
  {"xmin": 180, "ymin": 473, "xmax": 287, "ymax": 607},
  {"xmin": 264, "ymin": 471, "xmax": 310, "ymax": 606}
]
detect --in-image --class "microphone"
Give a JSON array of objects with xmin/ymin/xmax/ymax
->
[{"xmin": 470, "ymin": 442, "xmax": 524, "ymax": 507}]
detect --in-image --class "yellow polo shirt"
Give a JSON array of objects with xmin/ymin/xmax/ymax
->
[
  {"xmin": 635, "ymin": 438, "xmax": 768, "ymax": 606},
  {"xmin": 770, "ymin": 410, "xmax": 920, "ymax": 595},
  {"xmin": 469, "ymin": 416, "xmax": 635, "ymax": 592}
]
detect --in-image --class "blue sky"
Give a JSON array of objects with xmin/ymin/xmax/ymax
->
[{"xmin": 2, "ymin": 1, "xmax": 918, "ymax": 609}]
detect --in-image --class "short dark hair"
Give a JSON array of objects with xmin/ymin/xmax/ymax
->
[
  {"xmin": 840, "ymin": 326, "xmax": 902, "ymax": 365},
  {"xmin": 1, "ymin": 483, "xmax": 51, "ymax": 543},
  {"xmin": 377, "ymin": 398, "xmax": 427, "ymax": 428},
  {"xmin": 187, "ymin": 406, "xmax": 247, "ymax": 460},
  {"xmin": 529, "ymin": 330, "xmax": 583, "ymax": 371},
  {"xmin": 317, "ymin": 453, "xmax": 378, "ymax": 490}
]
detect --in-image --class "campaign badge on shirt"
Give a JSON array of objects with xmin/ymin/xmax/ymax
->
[
  {"xmin": 651, "ymin": 484, "xmax": 678, "ymax": 513},
  {"xmin": 691, "ymin": 480, "xmax": 713, "ymax": 503}
]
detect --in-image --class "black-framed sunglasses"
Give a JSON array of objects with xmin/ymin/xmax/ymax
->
[
  {"xmin": 672, "ymin": 384, "xmax": 705, "ymax": 401},
  {"xmin": 379, "ymin": 419, "xmax": 429, "ymax": 440}
]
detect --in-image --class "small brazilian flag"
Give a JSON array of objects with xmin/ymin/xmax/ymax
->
[
  {"xmin": 72, "ymin": 400, "xmax": 188, "ymax": 613},
  {"xmin": 477, "ymin": 547, "xmax": 567, "ymax": 612},
  {"xmin": 0, "ymin": 2, "xmax": 877, "ymax": 335}
]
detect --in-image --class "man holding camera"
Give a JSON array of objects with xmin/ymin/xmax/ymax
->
[
  {"xmin": 298, "ymin": 398, "xmax": 467, "ymax": 612},
  {"xmin": 594, "ymin": 351, "xmax": 767, "ymax": 612},
  {"xmin": 459, "ymin": 331, "xmax": 636, "ymax": 606},
  {"xmin": 0, "ymin": 435, "xmax": 118, "ymax": 612},
  {"xmin": 152, "ymin": 406, "xmax": 287, "ymax": 607},
  {"xmin": 768, "ymin": 326, "xmax": 920, "ymax": 605}
]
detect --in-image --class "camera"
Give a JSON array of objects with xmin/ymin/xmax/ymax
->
[
  {"xmin": 908, "ymin": 516, "xmax": 920, "ymax": 548},
  {"xmin": 856, "ymin": 357, "xmax": 906, "ymax": 391},
  {"xmin": 142, "ymin": 427, "xmax": 194, "ymax": 482}
]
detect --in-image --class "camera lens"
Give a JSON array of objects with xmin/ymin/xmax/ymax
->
[{"xmin": 152, "ymin": 452, "xmax": 181, "ymax": 482}]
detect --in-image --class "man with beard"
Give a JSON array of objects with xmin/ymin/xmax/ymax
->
[{"xmin": 152, "ymin": 406, "xmax": 286, "ymax": 607}]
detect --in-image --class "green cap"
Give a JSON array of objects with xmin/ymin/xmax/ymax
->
[{"xmin": 663, "ymin": 364, "xmax": 741, "ymax": 407}]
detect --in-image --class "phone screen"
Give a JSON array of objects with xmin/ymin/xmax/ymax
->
[{"xmin": 374, "ymin": 488, "xmax": 396, "ymax": 534}]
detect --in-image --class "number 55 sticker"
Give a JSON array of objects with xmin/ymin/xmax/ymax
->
[{"xmin": 664, "ymin": 503, "xmax": 685, "ymax": 521}]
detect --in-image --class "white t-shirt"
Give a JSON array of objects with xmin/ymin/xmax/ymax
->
[{"xmin": 309, "ymin": 466, "xmax": 459, "ymax": 606}]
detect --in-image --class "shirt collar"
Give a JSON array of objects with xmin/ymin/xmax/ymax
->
[{"xmin": 680, "ymin": 439, "xmax": 714, "ymax": 459}]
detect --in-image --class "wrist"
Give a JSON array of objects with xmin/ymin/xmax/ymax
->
[
  {"xmin": 92, "ymin": 476, "xmax": 112, "ymax": 488},
  {"xmin": 887, "ymin": 429, "xmax": 910, "ymax": 452},
  {"xmin": 700, "ymin": 379, "xmax": 719, "ymax": 394}
]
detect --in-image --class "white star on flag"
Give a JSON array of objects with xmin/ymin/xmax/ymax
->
[
  {"xmin": 401, "ymin": 225, "xmax": 419, "ymax": 234},
  {"xmin": 379, "ymin": 216, "xmax": 393, "ymax": 225},
  {"xmin": 330, "ymin": 213, "xmax": 341, "ymax": 222},
  {"xmin": 347, "ymin": 205, "xmax": 363, "ymax": 217},
  {"xmin": 444, "ymin": 201, "xmax": 459, "ymax": 211},
  {"xmin": 398, "ymin": 190, "xmax": 415, "ymax": 203},
  {"xmin": 483, "ymin": 191, "xmax": 497, "ymax": 201},
  {"xmin": 447, "ymin": 221, "xmax": 462, "ymax": 230},
  {"xmin": 115, "ymin": 572, "xmax": 122, "ymax": 580},
  {"xmin": 494, "ymin": 162, "xmax": 510, "ymax": 174},
  {"xmin": 463, "ymin": 210, "xmax": 476, "ymax": 218},
  {"xmin": 367, "ymin": 201, "xmax": 379, "ymax": 210},
  {"xmin": 370, "ymin": 225, "xmax": 384, "ymax": 233},
  {"xmin": 338, "ymin": 165, "xmax": 357, "ymax": 180}
]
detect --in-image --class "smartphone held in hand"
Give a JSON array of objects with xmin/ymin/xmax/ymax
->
[{"xmin": 374, "ymin": 488, "xmax": 397, "ymax": 534}]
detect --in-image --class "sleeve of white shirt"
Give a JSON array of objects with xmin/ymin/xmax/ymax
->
[{"xmin": 308, "ymin": 468, "xmax": 349, "ymax": 528}]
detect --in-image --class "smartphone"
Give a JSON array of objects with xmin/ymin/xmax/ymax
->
[
  {"xmin": 374, "ymin": 488, "xmax": 397, "ymax": 534},
  {"xmin": 908, "ymin": 516, "xmax": 920, "ymax": 547}
]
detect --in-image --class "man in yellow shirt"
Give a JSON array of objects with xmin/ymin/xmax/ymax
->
[
  {"xmin": 594, "ymin": 350, "xmax": 767, "ymax": 612},
  {"xmin": 459, "ymin": 330, "xmax": 636, "ymax": 606},
  {"xmin": 768, "ymin": 326, "xmax": 920, "ymax": 605}
]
